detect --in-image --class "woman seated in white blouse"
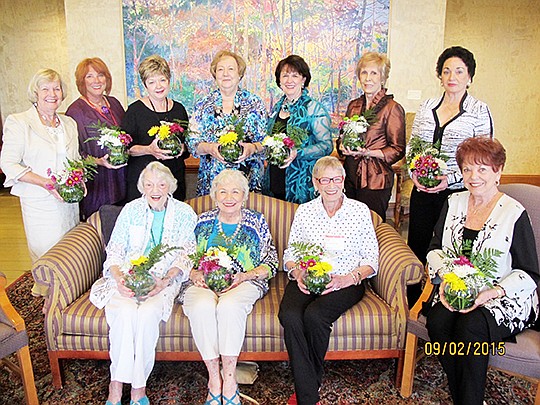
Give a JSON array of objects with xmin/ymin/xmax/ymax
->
[
  {"xmin": 90, "ymin": 162, "xmax": 197, "ymax": 405},
  {"xmin": 278, "ymin": 156, "xmax": 379, "ymax": 405}
]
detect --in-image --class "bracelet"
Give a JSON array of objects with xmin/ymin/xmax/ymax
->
[
  {"xmin": 287, "ymin": 265, "xmax": 298, "ymax": 281},
  {"xmin": 495, "ymin": 285, "xmax": 505, "ymax": 298},
  {"xmin": 349, "ymin": 271, "xmax": 358, "ymax": 285}
]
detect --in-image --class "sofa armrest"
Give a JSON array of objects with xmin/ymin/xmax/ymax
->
[{"xmin": 370, "ymin": 223, "xmax": 424, "ymax": 344}]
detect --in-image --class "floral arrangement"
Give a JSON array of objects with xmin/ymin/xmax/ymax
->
[
  {"xmin": 123, "ymin": 243, "xmax": 179, "ymax": 301},
  {"xmin": 338, "ymin": 110, "xmax": 377, "ymax": 151},
  {"xmin": 217, "ymin": 116, "xmax": 246, "ymax": 163},
  {"xmin": 438, "ymin": 240, "xmax": 502, "ymax": 311},
  {"xmin": 148, "ymin": 120, "xmax": 187, "ymax": 156},
  {"xmin": 87, "ymin": 122, "xmax": 132, "ymax": 165},
  {"xmin": 262, "ymin": 124, "xmax": 307, "ymax": 166},
  {"xmin": 190, "ymin": 246, "xmax": 242, "ymax": 293},
  {"xmin": 406, "ymin": 136, "xmax": 449, "ymax": 188},
  {"xmin": 290, "ymin": 241, "xmax": 333, "ymax": 295},
  {"xmin": 46, "ymin": 157, "xmax": 98, "ymax": 203}
]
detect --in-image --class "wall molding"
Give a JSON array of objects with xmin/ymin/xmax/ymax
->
[{"xmin": 501, "ymin": 174, "xmax": 540, "ymax": 187}]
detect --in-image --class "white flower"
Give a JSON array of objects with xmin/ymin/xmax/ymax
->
[
  {"xmin": 216, "ymin": 250, "xmax": 233, "ymax": 268},
  {"xmin": 435, "ymin": 158, "xmax": 447, "ymax": 171},
  {"xmin": 453, "ymin": 264, "xmax": 476, "ymax": 278},
  {"xmin": 346, "ymin": 120, "xmax": 369, "ymax": 134}
]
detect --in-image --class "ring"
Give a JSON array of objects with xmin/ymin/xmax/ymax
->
[{"xmin": 333, "ymin": 287, "xmax": 340, "ymax": 291}]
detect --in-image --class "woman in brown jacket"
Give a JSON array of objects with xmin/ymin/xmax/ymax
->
[{"xmin": 339, "ymin": 52, "xmax": 405, "ymax": 221}]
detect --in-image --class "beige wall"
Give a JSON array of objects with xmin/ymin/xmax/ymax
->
[
  {"xmin": 1, "ymin": 0, "xmax": 538, "ymax": 175},
  {"xmin": 0, "ymin": 0, "xmax": 68, "ymax": 116},
  {"xmin": 444, "ymin": 0, "xmax": 540, "ymax": 174}
]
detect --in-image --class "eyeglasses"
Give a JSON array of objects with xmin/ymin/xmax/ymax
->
[{"xmin": 316, "ymin": 176, "xmax": 344, "ymax": 185}]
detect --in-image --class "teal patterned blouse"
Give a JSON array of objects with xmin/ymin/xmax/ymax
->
[
  {"xmin": 187, "ymin": 88, "xmax": 267, "ymax": 196},
  {"xmin": 264, "ymin": 89, "xmax": 333, "ymax": 203},
  {"xmin": 193, "ymin": 208, "xmax": 278, "ymax": 297}
]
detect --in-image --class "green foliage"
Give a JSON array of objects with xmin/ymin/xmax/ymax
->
[
  {"xmin": 270, "ymin": 122, "xmax": 308, "ymax": 147},
  {"xmin": 131, "ymin": 244, "xmax": 180, "ymax": 275}
]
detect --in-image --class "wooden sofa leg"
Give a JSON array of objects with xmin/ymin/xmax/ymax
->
[
  {"xmin": 16, "ymin": 345, "xmax": 39, "ymax": 405},
  {"xmin": 48, "ymin": 352, "xmax": 63, "ymax": 389},
  {"xmin": 400, "ymin": 331, "xmax": 419, "ymax": 398},
  {"xmin": 535, "ymin": 381, "xmax": 540, "ymax": 405},
  {"xmin": 395, "ymin": 350, "xmax": 405, "ymax": 387}
]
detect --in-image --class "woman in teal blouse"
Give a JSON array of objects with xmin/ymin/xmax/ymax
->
[{"xmin": 264, "ymin": 55, "xmax": 333, "ymax": 204}]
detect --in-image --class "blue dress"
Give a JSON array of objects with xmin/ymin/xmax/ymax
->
[
  {"xmin": 187, "ymin": 88, "xmax": 267, "ymax": 196},
  {"xmin": 264, "ymin": 89, "xmax": 333, "ymax": 204}
]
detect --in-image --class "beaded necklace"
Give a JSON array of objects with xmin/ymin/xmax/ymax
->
[{"xmin": 216, "ymin": 211, "xmax": 244, "ymax": 245}]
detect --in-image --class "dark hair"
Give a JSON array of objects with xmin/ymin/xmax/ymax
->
[
  {"xmin": 456, "ymin": 137, "xmax": 506, "ymax": 172},
  {"xmin": 436, "ymin": 46, "xmax": 476, "ymax": 82},
  {"xmin": 275, "ymin": 55, "xmax": 311, "ymax": 88}
]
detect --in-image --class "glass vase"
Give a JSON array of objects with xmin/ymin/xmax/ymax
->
[
  {"xmin": 205, "ymin": 267, "xmax": 234, "ymax": 293},
  {"xmin": 219, "ymin": 143, "xmax": 244, "ymax": 163},
  {"xmin": 158, "ymin": 135, "xmax": 183, "ymax": 156},
  {"xmin": 124, "ymin": 271, "xmax": 156, "ymax": 302},
  {"xmin": 56, "ymin": 183, "xmax": 85, "ymax": 203},
  {"xmin": 107, "ymin": 146, "xmax": 129, "ymax": 165},
  {"xmin": 304, "ymin": 273, "xmax": 331, "ymax": 295},
  {"xmin": 418, "ymin": 171, "xmax": 442, "ymax": 188},
  {"xmin": 341, "ymin": 131, "xmax": 366, "ymax": 151},
  {"xmin": 443, "ymin": 283, "xmax": 478, "ymax": 311},
  {"xmin": 266, "ymin": 146, "xmax": 290, "ymax": 166}
]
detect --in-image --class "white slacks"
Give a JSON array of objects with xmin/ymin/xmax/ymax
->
[
  {"xmin": 19, "ymin": 195, "xmax": 79, "ymax": 262},
  {"xmin": 182, "ymin": 281, "xmax": 260, "ymax": 360},
  {"xmin": 105, "ymin": 290, "xmax": 164, "ymax": 388}
]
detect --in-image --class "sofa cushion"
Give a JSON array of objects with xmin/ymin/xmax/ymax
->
[{"xmin": 60, "ymin": 272, "xmax": 399, "ymax": 352}]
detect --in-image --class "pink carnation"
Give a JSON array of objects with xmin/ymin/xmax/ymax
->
[
  {"xmin": 283, "ymin": 137, "xmax": 295, "ymax": 148},
  {"xmin": 454, "ymin": 256, "xmax": 473, "ymax": 266}
]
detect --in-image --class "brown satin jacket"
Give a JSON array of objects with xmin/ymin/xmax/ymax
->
[{"xmin": 340, "ymin": 89, "xmax": 406, "ymax": 190}]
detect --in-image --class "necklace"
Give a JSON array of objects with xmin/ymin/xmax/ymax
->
[
  {"xmin": 36, "ymin": 105, "xmax": 60, "ymax": 127},
  {"xmin": 216, "ymin": 212, "xmax": 243, "ymax": 245},
  {"xmin": 281, "ymin": 97, "xmax": 299, "ymax": 113},
  {"xmin": 149, "ymin": 97, "xmax": 168, "ymax": 113},
  {"xmin": 469, "ymin": 192, "xmax": 500, "ymax": 216},
  {"xmin": 83, "ymin": 96, "xmax": 117, "ymax": 125}
]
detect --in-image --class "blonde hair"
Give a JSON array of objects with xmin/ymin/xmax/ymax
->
[
  {"xmin": 138, "ymin": 55, "xmax": 171, "ymax": 85},
  {"xmin": 356, "ymin": 52, "xmax": 391, "ymax": 85},
  {"xmin": 137, "ymin": 162, "xmax": 178, "ymax": 195},
  {"xmin": 27, "ymin": 68, "xmax": 67, "ymax": 104},
  {"xmin": 74, "ymin": 57, "xmax": 112, "ymax": 97},
  {"xmin": 209, "ymin": 169, "xmax": 249, "ymax": 203},
  {"xmin": 312, "ymin": 156, "xmax": 346, "ymax": 179},
  {"xmin": 210, "ymin": 50, "xmax": 247, "ymax": 79}
]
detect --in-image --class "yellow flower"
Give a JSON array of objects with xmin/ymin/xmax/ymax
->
[
  {"xmin": 218, "ymin": 131, "xmax": 238, "ymax": 146},
  {"xmin": 310, "ymin": 261, "xmax": 332, "ymax": 277},
  {"xmin": 409, "ymin": 155, "xmax": 420, "ymax": 169},
  {"xmin": 158, "ymin": 125, "xmax": 170, "ymax": 140},
  {"xmin": 130, "ymin": 256, "xmax": 149, "ymax": 266},
  {"xmin": 443, "ymin": 272, "xmax": 467, "ymax": 291},
  {"xmin": 148, "ymin": 126, "xmax": 160, "ymax": 136}
]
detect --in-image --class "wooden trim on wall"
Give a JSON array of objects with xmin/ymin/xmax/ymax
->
[{"xmin": 501, "ymin": 174, "xmax": 540, "ymax": 187}]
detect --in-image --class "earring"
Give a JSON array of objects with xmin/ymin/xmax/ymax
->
[
  {"xmin": 314, "ymin": 189, "xmax": 320, "ymax": 196},
  {"xmin": 496, "ymin": 180, "xmax": 500, "ymax": 186}
]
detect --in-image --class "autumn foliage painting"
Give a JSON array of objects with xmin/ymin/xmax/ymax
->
[{"xmin": 122, "ymin": 0, "xmax": 390, "ymax": 116}]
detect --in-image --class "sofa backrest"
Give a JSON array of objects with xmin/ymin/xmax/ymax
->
[
  {"xmin": 186, "ymin": 193, "xmax": 299, "ymax": 268},
  {"xmin": 88, "ymin": 193, "xmax": 383, "ymax": 269}
]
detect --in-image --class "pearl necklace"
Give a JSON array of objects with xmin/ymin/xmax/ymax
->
[
  {"xmin": 36, "ymin": 105, "xmax": 60, "ymax": 127},
  {"xmin": 216, "ymin": 212, "xmax": 243, "ymax": 245}
]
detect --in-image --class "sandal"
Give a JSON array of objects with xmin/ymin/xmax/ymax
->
[
  {"xmin": 130, "ymin": 396, "xmax": 150, "ymax": 405},
  {"xmin": 222, "ymin": 389, "xmax": 241, "ymax": 405},
  {"xmin": 105, "ymin": 401, "xmax": 121, "ymax": 405},
  {"xmin": 204, "ymin": 391, "xmax": 222, "ymax": 405}
]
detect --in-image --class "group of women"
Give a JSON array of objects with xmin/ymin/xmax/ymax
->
[{"xmin": 0, "ymin": 45, "xmax": 538, "ymax": 405}]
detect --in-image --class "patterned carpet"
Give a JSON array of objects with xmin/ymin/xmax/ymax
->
[{"xmin": 0, "ymin": 272, "xmax": 535, "ymax": 405}]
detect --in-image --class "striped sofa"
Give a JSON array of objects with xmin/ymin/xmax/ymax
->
[{"xmin": 32, "ymin": 193, "xmax": 423, "ymax": 389}]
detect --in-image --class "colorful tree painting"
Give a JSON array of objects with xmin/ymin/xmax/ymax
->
[{"xmin": 122, "ymin": 0, "xmax": 389, "ymax": 118}]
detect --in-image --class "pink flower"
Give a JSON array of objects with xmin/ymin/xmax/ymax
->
[
  {"xmin": 307, "ymin": 259, "xmax": 317, "ymax": 268},
  {"xmin": 170, "ymin": 123, "xmax": 184, "ymax": 134},
  {"xmin": 454, "ymin": 256, "xmax": 473, "ymax": 266},
  {"xmin": 283, "ymin": 137, "xmax": 295, "ymax": 148}
]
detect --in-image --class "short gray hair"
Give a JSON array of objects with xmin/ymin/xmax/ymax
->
[
  {"xmin": 209, "ymin": 169, "xmax": 249, "ymax": 203},
  {"xmin": 27, "ymin": 68, "xmax": 67, "ymax": 104},
  {"xmin": 137, "ymin": 161, "xmax": 177, "ymax": 195},
  {"xmin": 312, "ymin": 156, "xmax": 345, "ymax": 179}
]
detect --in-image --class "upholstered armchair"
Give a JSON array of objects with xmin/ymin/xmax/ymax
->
[
  {"xmin": 0, "ymin": 271, "xmax": 39, "ymax": 405},
  {"xmin": 400, "ymin": 183, "xmax": 540, "ymax": 403}
]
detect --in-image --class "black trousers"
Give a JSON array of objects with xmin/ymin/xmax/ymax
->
[
  {"xmin": 345, "ymin": 186, "xmax": 392, "ymax": 222},
  {"xmin": 278, "ymin": 281, "xmax": 365, "ymax": 405},
  {"xmin": 426, "ymin": 302, "xmax": 514, "ymax": 405}
]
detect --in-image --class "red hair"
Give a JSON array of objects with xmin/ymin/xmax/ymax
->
[
  {"xmin": 74, "ymin": 57, "xmax": 112, "ymax": 97},
  {"xmin": 456, "ymin": 136, "xmax": 506, "ymax": 172}
]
